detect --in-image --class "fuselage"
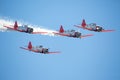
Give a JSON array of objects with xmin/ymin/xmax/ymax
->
[
  {"xmin": 18, "ymin": 25, "xmax": 33, "ymax": 33},
  {"xmin": 64, "ymin": 30, "xmax": 81, "ymax": 38},
  {"xmin": 31, "ymin": 46, "xmax": 49, "ymax": 53},
  {"xmin": 85, "ymin": 23, "xmax": 104, "ymax": 32}
]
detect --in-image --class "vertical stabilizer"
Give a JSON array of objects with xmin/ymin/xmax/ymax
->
[
  {"xmin": 28, "ymin": 41, "xmax": 32, "ymax": 49},
  {"xmin": 81, "ymin": 19, "xmax": 86, "ymax": 28},
  {"xmin": 14, "ymin": 21, "xmax": 18, "ymax": 29},
  {"xmin": 59, "ymin": 25, "xmax": 64, "ymax": 33}
]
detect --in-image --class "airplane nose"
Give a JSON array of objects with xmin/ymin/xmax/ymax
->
[
  {"xmin": 46, "ymin": 49, "xmax": 49, "ymax": 52},
  {"xmin": 97, "ymin": 26, "xmax": 102, "ymax": 32},
  {"xmin": 75, "ymin": 32, "xmax": 81, "ymax": 38}
]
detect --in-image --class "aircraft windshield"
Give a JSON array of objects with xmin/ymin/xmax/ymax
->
[
  {"xmin": 71, "ymin": 30, "xmax": 75, "ymax": 32},
  {"xmin": 87, "ymin": 23, "xmax": 96, "ymax": 28},
  {"xmin": 23, "ymin": 25, "xmax": 28, "ymax": 28},
  {"xmin": 39, "ymin": 45, "xmax": 43, "ymax": 48}
]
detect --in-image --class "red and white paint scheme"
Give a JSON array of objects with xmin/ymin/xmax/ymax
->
[
  {"xmin": 3, "ymin": 21, "xmax": 48, "ymax": 34},
  {"xmin": 20, "ymin": 42, "xmax": 60, "ymax": 54},
  {"xmin": 74, "ymin": 19, "xmax": 115, "ymax": 32},
  {"xmin": 53, "ymin": 25, "xmax": 93, "ymax": 38}
]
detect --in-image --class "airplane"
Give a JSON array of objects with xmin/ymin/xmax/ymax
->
[
  {"xmin": 20, "ymin": 41, "xmax": 60, "ymax": 54},
  {"xmin": 74, "ymin": 19, "xmax": 115, "ymax": 32},
  {"xmin": 3, "ymin": 21, "xmax": 48, "ymax": 34},
  {"xmin": 53, "ymin": 25, "xmax": 93, "ymax": 38}
]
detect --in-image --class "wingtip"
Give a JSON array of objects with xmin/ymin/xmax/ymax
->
[
  {"xmin": 88, "ymin": 34, "xmax": 94, "ymax": 36},
  {"xmin": 20, "ymin": 47, "xmax": 23, "ymax": 49},
  {"xmin": 48, "ymin": 51, "xmax": 61, "ymax": 54},
  {"xmin": 102, "ymin": 29, "xmax": 115, "ymax": 32},
  {"xmin": 20, "ymin": 47, "xmax": 25, "ymax": 49},
  {"xmin": 110, "ymin": 30, "xmax": 115, "ymax": 32},
  {"xmin": 54, "ymin": 51, "xmax": 61, "ymax": 53}
]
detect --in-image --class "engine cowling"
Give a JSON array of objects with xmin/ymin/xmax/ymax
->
[
  {"xmin": 27, "ymin": 28, "xmax": 33, "ymax": 33},
  {"xmin": 96, "ymin": 26, "xmax": 103, "ymax": 32},
  {"xmin": 75, "ymin": 32, "xmax": 81, "ymax": 38},
  {"xmin": 43, "ymin": 48, "xmax": 49, "ymax": 54}
]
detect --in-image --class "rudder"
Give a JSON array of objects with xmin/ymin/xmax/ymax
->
[
  {"xmin": 14, "ymin": 21, "xmax": 18, "ymax": 30},
  {"xmin": 28, "ymin": 41, "xmax": 32, "ymax": 49},
  {"xmin": 81, "ymin": 19, "xmax": 86, "ymax": 28},
  {"xmin": 59, "ymin": 25, "xmax": 64, "ymax": 33}
]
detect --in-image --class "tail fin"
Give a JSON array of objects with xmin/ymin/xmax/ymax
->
[
  {"xmin": 59, "ymin": 25, "xmax": 64, "ymax": 33},
  {"xmin": 81, "ymin": 19, "xmax": 86, "ymax": 28},
  {"xmin": 28, "ymin": 41, "xmax": 32, "ymax": 49},
  {"xmin": 14, "ymin": 21, "xmax": 18, "ymax": 30}
]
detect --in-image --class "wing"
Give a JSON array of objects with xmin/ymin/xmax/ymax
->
[
  {"xmin": 4, "ymin": 26, "xmax": 24, "ymax": 32},
  {"xmin": 74, "ymin": 25, "xmax": 83, "ymax": 28},
  {"xmin": 101, "ymin": 29, "xmax": 115, "ymax": 32},
  {"xmin": 81, "ymin": 34, "xmax": 93, "ymax": 38},
  {"xmin": 47, "ymin": 51, "xmax": 61, "ymax": 54},
  {"xmin": 74, "ymin": 25, "xmax": 92, "ymax": 30},
  {"xmin": 53, "ymin": 32, "xmax": 70, "ymax": 36},
  {"xmin": 32, "ymin": 32, "xmax": 48, "ymax": 34},
  {"xmin": 20, "ymin": 47, "xmax": 38, "ymax": 53}
]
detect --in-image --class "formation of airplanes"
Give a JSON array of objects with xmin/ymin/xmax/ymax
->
[{"xmin": 3, "ymin": 19, "xmax": 114, "ymax": 54}]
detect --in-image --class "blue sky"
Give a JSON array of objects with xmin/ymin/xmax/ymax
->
[{"xmin": 0, "ymin": 0, "xmax": 120, "ymax": 80}]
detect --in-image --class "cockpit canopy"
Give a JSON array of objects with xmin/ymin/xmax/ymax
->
[
  {"xmin": 23, "ymin": 25, "xmax": 28, "ymax": 28},
  {"xmin": 65, "ymin": 29, "xmax": 75, "ymax": 32},
  {"xmin": 89, "ymin": 23, "xmax": 96, "ymax": 26},
  {"xmin": 87, "ymin": 23, "xmax": 97, "ymax": 28},
  {"xmin": 36, "ymin": 45, "xmax": 43, "ymax": 48},
  {"xmin": 71, "ymin": 29, "xmax": 75, "ymax": 32},
  {"xmin": 39, "ymin": 45, "xmax": 43, "ymax": 48}
]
